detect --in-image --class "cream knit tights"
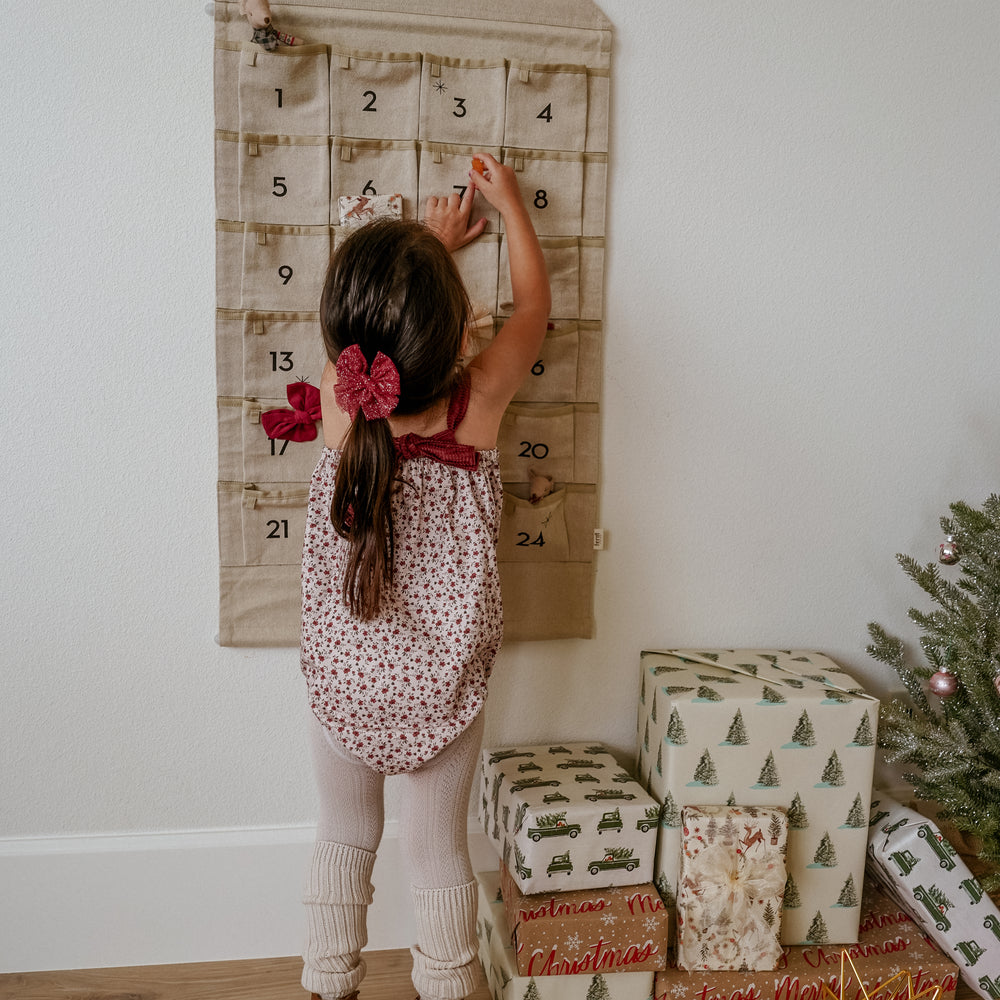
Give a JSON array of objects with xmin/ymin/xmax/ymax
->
[{"xmin": 303, "ymin": 709, "xmax": 485, "ymax": 1000}]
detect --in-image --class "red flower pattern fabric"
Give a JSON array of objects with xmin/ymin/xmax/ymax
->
[{"xmin": 300, "ymin": 383, "xmax": 503, "ymax": 775}]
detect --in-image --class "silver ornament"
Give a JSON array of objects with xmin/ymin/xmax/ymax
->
[{"xmin": 938, "ymin": 535, "xmax": 960, "ymax": 565}]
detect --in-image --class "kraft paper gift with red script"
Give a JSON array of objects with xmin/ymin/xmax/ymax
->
[
  {"xmin": 676, "ymin": 805, "xmax": 788, "ymax": 972},
  {"xmin": 477, "ymin": 871, "xmax": 656, "ymax": 1000},
  {"xmin": 652, "ymin": 883, "xmax": 959, "ymax": 1000},
  {"xmin": 499, "ymin": 863, "xmax": 669, "ymax": 977},
  {"xmin": 637, "ymin": 649, "xmax": 878, "ymax": 945}
]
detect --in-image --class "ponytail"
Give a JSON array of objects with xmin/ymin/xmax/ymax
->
[
  {"xmin": 330, "ymin": 411, "xmax": 397, "ymax": 621},
  {"xmin": 320, "ymin": 218, "xmax": 473, "ymax": 622}
]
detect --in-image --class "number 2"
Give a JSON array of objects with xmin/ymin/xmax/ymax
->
[{"xmin": 363, "ymin": 90, "xmax": 377, "ymax": 112}]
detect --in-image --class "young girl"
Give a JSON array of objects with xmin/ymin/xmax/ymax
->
[{"xmin": 300, "ymin": 152, "xmax": 550, "ymax": 1000}]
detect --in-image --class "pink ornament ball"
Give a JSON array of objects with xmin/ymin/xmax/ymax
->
[{"xmin": 929, "ymin": 670, "xmax": 957, "ymax": 697}]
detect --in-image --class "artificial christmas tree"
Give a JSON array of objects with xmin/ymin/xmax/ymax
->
[{"xmin": 867, "ymin": 495, "xmax": 1000, "ymax": 888}]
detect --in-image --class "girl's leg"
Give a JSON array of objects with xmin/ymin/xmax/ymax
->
[
  {"xmin": 302, "ymin": 708, "xmax": 385, "ymax": 1000},
  {"xmin": 400, "ymin": 712, "xmax": 485, "ymax": 1000}
]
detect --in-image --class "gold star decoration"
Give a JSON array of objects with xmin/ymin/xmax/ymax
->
[{"xmin": 820, "ymin": 950, "xmax": 942, "ymax": 1000}]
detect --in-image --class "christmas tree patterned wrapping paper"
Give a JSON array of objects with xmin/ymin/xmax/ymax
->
[
  {"xmin": 499, "ymin": 863, "xmax": 670, "ymax": 976},
  {"xmin": 635, "ymin": 650, "xmax": 879, "ymax": 946},
  {"xmin": 477, "ymin": 871, "xmax": 656, "ymax": 1000},
  {"xmin": 676, "ymin": 805, "xmax": 787, "ymax": 972},
  {"xmin": 653, "ymin": 881, "xmax": 960, "ymax": 1000},
  {"xmin": 480, "ymin": 742, "xmax": 660, "ymax": 894},
  {"xmin": 866, "ymin": 793, "xmax": 1000, "ymax": 1000}
]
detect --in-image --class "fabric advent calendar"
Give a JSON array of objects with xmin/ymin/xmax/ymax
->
[{"xmin": 214, "ymin": 0, "xmax": 612, "ymax": 645}]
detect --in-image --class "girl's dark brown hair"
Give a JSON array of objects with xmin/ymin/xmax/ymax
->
[{"xmin": 320, "ymin": 219, "xmax": 472, "ymax": 620}]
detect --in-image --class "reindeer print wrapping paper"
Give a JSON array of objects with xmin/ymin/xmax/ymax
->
[
  {"xmin": 676, "ymin": 805, "xmax": 787, "ymax": 972},
  {"xmin": 480, "ymin": 742, "xmax": 660, "ymax": 894},
  {"xmin": 866, "ymin": 793, "xmax": 1000, "ymax": 1000},
  {"xmin": 636, "ymin": 649, "xmax": 878, "ymax": 946}
]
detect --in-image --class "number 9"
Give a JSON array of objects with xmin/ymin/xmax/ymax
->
[{"xmin": 278, "ymin": 265, "xmax": 293, "ymax": 285}]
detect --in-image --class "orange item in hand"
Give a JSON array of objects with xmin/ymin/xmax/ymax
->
[{"xmin": 471, "ymin": 157, "xmax": 486, "ymax": 175}]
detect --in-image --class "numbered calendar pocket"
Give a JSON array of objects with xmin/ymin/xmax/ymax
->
[
  {"xmin": 499, "ymin": 236, "xmax": 579, "ymax": 319},
  {"xmin": 215, "ymin": 130, "xmax": 241, "ymax": 221},
  {"xmin": 242, "ymin": 397, "xmax": 325, "ymax": 483},
  {"xmin": 238, "ymin": 42, "xmax": 329, "ymax": 136},
  {"xmin": 242, "ymin": 311, "xmax": 326, "ymax": 398},
  {"xmin": 239, "ymin": 134, "xmax": 330, "ymax": 226},
  {"xmin": 582, "ymin": 152, "xmax": 607, "ymax": 236},
  {"xmin": 586, "ymin": 68, "xmax": 610, "ymax": 153},
  {"xmin": 241, "ymin": 223, "xmax": 331, "ymax": 312},
  {"xmin": 418, "ymin": 54, "xmax": 507, "ymax": 146},
  {"xmin": 498, "ymin": 484, "xmax": 597, "ymax": 563},
  {"xmin": 579, "ymin": 237, "xmax": 605, "ymax": 321},
  {"xmin": 218, "ymin": 481, "xmax": 309, "ymax": 567},
  {"xmin": 418, "ymin": 142, "xmax": 500, "ymax": 232},
  {"xmin": 215, "ymin": 42, "xmax": 241, "ymax": 132},
  {"xmin": 498, "ymin": 403, "xmax": 599, "ymax": 485},
  {"xmin": 503, "ymin": 148, "xmax": 583, "ymax": 236},
  {"xmin": 216, "ymin": 221, "xmax": 245, "ymax": 310},
  {"xmin": 330, "ymin": 47, "xmax": 421, "ymax": 141},
  {"xmin": 216, "ymin": 309, "xmax": 246, "ymax": 397},
  {"xmin": 452, "ymin": 233, "xmax": 499, "ymax": 318},
  {"xmin": 332, "ymin": 138, "xmax": 419, "ymax": 221},
  {"xmin": 504, "ymin": 61, "xmax": 589, "ymax": 152},
  {"xmin": 512, "ymin": 321, "xmax": 602, "ymax": 404}
]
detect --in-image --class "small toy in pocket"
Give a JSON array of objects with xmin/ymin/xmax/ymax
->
[
  {"xmin": 529, "ymin": 468, "xmax": 554, "ymax": 504},
  {"xmin": 240, "ymin": 0, "xmax": 301, "ymax": 49},
  {"xmin": 338, "ymin": 194, "xmax": 403, "ymax": 230}
]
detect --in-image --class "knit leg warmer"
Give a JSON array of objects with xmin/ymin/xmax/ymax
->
[
  {"xmin": 301, "ymin": 840, "xmax": 377, "ymax": 999},
  {"xmin": 409, "ymin": 879, "xmax": 479, "ymax": 1000}
]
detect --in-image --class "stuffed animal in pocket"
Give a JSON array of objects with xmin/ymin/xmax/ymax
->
[{"xmin": 240, "ymin": 0, "xmax": 301, "ymax": 49}]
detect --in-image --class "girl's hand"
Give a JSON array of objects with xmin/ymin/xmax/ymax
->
[
  {"xmin": 467, "ymin": 152, "xmax": 526, "ymax": 217},
  {"xmin": 423, "ymin": 186, "xmax": 486, "ymax": 253}
]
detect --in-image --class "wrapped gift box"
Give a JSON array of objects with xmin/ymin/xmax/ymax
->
[
  {"xmin": 676, "ymin": 805, "xmax": 787, "ymax": 971},
  {"xmin": 499, "ymin": 863, "xmax": 670, "ymax": 976},
  {"xmin": 653, "ymin": 882, "xmax": 960, "ymax": 1000},
  {"xmin": 477, "ymin": 870, "xmax": 656, "ymax": 1000},
  {"xmin": 867, "ymin": 792, "xmax": 1000, "ymax": 1000},
  {"xmin": 480, "ymin": 741, "xmax": 660, "ymax": 894},
  {"xmin": 636, "ymin": 649, "xmax": 879, "ymax": 945}
]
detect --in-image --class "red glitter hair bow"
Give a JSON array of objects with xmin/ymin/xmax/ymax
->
[{"xmin": 334, "ymin": 343, "xmax": 400, "ymax": 420}]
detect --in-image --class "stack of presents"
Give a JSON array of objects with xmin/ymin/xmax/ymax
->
[{"xmin": 475, "ymin": 649, "xmax": 1000, "ymax": 1000}]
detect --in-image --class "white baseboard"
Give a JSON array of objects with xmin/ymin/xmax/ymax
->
[{"xmin": 0, "ymin": 822, "xmax": 496, "ymax": 974}]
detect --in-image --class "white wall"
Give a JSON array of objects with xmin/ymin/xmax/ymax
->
[{"xmin": 3, "ymin": 0, "xmax": 998, "ymax": 973}]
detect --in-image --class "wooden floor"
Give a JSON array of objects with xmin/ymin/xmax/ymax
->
[{"xmin": 0, "ymin": 949, "xmax": 492, "ymax": 1000}]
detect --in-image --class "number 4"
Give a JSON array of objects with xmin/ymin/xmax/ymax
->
[{"xmin": 537, "ymin": 103, "xmax": 552, "ymax": 122}]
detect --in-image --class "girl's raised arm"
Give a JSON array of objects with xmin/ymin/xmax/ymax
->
[{"xmin": 466, "ymin": 153, "xmax": 551, "ymax": 409}]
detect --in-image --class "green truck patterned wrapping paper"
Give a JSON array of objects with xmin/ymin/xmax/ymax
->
[
  {"xmin": 866, "ymin": 793, "xmax": 1000, "ymax": 1000},
  {"xmin": 477, "ymin": 870, "xmax": 656, "ymax": 1000},
  {"xmin": 480, "ymin": 742, "xmax": 660, "ymax": 894},
  {"xmin": 636, "ymin": 649, "xmax": 879, "ymax": 946}
]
